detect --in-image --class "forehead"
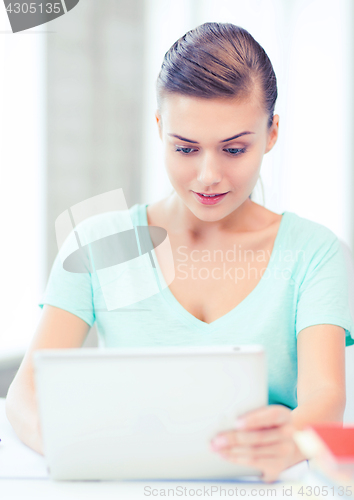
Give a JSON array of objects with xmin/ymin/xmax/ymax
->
[{"xmin": 160, "ymin": 94, "xmax": 267, "ymax": 138}]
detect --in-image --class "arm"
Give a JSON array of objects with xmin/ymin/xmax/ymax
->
[
  {"xmin": 290, "ymin": 323, "xmax": 346, "ymax": 464},
  {"xmin": 292, "ymin": 323, "xmax": 346, "ymax": 427},
  {"xmin": 5, "ymin": 305, "xmax": 90, "ymax": 455}
]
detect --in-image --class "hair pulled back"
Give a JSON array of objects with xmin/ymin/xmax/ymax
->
[{"xmin": 156, "ymin": 22, "xmax": 277, "ymax": 130}]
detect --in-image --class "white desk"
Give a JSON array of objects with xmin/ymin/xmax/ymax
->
[{"xmin": 0, "ymin": 398, "xmax": 312, "ymax": 499}]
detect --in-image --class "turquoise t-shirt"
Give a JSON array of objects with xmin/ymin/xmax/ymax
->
[{"xmin": 39, "ymin": 203, "xmax": 354, "ymax": 410}]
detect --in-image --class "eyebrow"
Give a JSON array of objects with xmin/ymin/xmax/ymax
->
[{"xmin": 167, "ymin": 131, "xmax": 255, "ymax": 144}]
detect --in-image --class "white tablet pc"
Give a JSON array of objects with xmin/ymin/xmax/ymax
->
[{"xmin": 33, "ymin": 345, "xmax": 268, "ymax": 481}]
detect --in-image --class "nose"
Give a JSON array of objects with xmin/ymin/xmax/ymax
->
[{"xmin": 196, "ymin": 153, "xmax": 222, "ymax": 187}]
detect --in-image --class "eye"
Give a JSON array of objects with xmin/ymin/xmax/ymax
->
[
  {"xmin": 224, "ymin": 147, "xmax": 247, "ymax": 156},
  {"xmin": 175, "ymin": 147, "xmax": 196, "ymax": 155},
  {"xmin": 174, "ymin": 146, "xmax": 247, "ymax": 156}
]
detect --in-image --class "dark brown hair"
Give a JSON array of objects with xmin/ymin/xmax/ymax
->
[{"xmin": 156, "ymin": 22, "xmax": 278, "ymax": 130}]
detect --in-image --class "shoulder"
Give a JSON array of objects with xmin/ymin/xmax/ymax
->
[
  {"xmin": 283, "ymin": 211, "xmax": 344, "ymax": 282},
  {"xmin": 284, "ymin": 211, "xmax": 339, "ymax": 249},
  {"xmin": 74, "ymin": 203, "xmax": 142, "ymax": 243},
  {"xmin": 57, "ymin": 204, "xmax": 142, "ymax": 261}
]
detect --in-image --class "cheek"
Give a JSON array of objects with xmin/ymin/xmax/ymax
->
[
  {"xmin": 226, "ymin": 155, "xmax": 261, "ymax": 186},
  {"xmin": 164, "ymin": 153, "xmax": 195, "ymax": 184}
]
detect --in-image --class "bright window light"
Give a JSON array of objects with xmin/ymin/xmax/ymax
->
[{"xmin": 0, "ymin": 9, "xmax": 46, "ymax": 355}]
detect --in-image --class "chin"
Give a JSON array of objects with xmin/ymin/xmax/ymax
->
[{"xmin": 192, "ymin": 204, "xmax": 231, "ymax": 222}]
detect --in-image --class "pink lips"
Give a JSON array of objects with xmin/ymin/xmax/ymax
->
[{"xmin": 192, "ymin": 191, "xmax": 228, "ymax": 205}]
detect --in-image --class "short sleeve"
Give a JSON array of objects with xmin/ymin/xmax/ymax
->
[
  {"xmin": 39, "ymin": 250, "xmax": 95, "ymax": 328},
  {"xmin": 295, "ymin": 234, "xmax": 354, "ymax": 347}
]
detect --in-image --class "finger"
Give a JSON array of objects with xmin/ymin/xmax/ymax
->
[
  {"xmin": 236, "ymin": 405, "xmax": 291, "ymax": 430},
  {"xmin": 211, "ymin": 427, "xmax": 285, "ymax": 450},
  {"xmin": 219, "ymin": 454, "xmax": 283, "ymax": 483},
  {"xmin": 218, "ymin": 440, "xmax": 294, "ymax": 459},
  {"xmin": 262, "ymin": 472, "xmax": 280, "ymax": 484}
]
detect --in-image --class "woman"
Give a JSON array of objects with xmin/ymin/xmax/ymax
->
[{"xmin": 6, "ymin": 22, "xmax": 354, "ymax": 483}]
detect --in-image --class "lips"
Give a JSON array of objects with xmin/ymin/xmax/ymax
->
[
  {"xmin": 192, "ymin": 191, "xmax": 229, "ymax": 205},
  {"xmin": 196, "ymin": 192, "xmax": 227, "ymax": 197}
]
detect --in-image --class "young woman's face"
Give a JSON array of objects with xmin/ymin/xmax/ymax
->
[{"xmin": 155, "ymin": 94, "xmax": 279, "ymax": 222}]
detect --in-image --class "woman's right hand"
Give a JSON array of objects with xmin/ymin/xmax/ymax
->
[{"xmin": 5, "ymin": 304, "xmax": 90, "ymax": 454}]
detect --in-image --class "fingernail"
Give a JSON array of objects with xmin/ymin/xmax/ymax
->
[
  {"xmin": 234, "ymin": 418, "xmax": 246, "ymax": 429},
  {"xmin": 211, "ymin": 435, "xmax": 228, "ymax": 449}
]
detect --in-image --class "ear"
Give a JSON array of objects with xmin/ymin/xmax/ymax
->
[
  {"xmin": 264, "ymin": 114, "xmax": 279, "ymax": 154},
  {"xmin": 155, "ymin": 110, "xmax": 163, "ymax": 140}
]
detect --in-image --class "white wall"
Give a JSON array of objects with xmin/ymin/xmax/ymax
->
[{"xmin": 0, "ymin": 12, "xmax": 46, "ymax": 354}]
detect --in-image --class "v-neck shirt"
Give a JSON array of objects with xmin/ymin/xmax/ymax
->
[
  {"xmin": 144, "ymin": 205, "xmax": 288, "ymax": 332},
  {"xmin": 39, "ymin": 203, "xmax": 354, "ymax": 410}
]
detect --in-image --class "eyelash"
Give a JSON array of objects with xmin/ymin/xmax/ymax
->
[{"xmin": 174, "ymin": 147, "xmax": 247, "ymax": 156}]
